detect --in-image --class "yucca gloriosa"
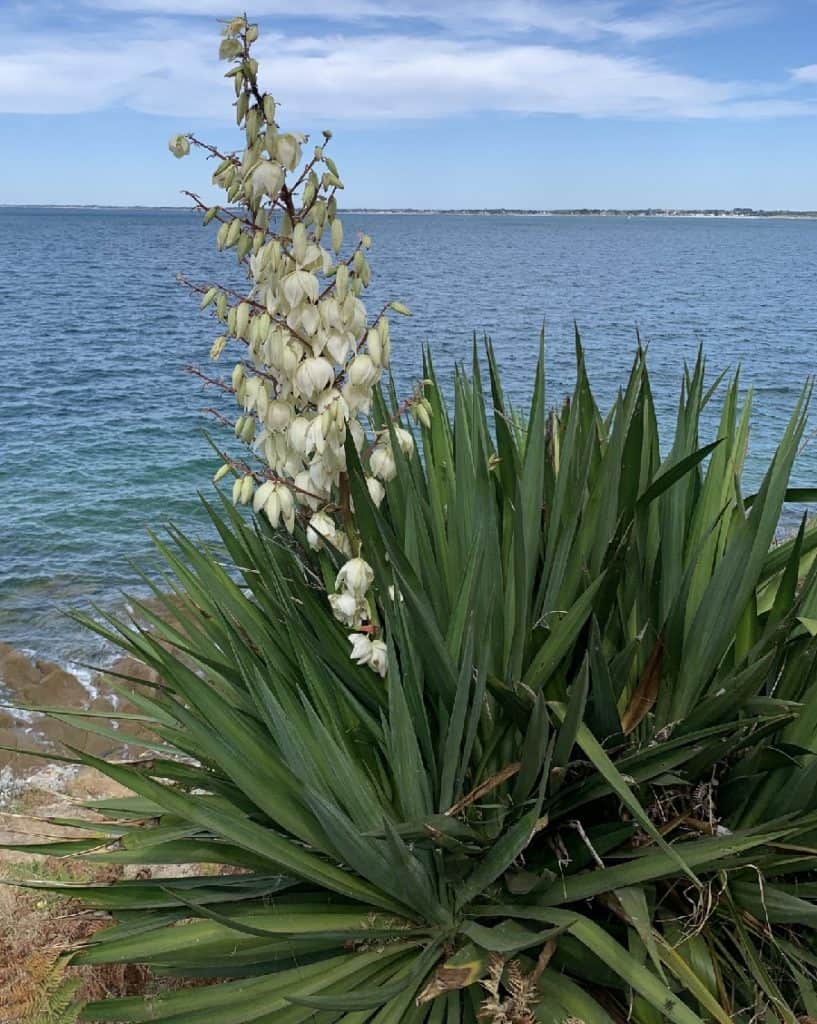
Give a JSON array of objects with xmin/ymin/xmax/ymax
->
[{"xmin": 4, "ymin": 337, "xmax": 817, "ymax": 1023}]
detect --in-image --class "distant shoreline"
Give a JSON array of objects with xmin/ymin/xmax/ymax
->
[{"xmin": 1, "ymin": 204, "xmax": 816, "ymax": 219}]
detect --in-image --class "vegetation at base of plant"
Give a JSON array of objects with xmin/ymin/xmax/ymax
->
[
  {"xmin": 4, "ymin": 334, "xmax": 817, "ymax": 1022},
  {"xmin": 1, "ymin": 951, "xmax": 82, "ymax": 1024}
]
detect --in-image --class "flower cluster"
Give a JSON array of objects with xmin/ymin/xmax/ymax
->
[{"xmin": 170, "ymin": 15, "xmax": 429, "ymax": 676}]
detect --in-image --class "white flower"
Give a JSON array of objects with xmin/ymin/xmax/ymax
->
[
  {"xmin": 336, "ymin": 557, "xmax": 374, "ymax": 598},
  {"xmin": 295, "ymin": 357, "xmax": 334, "ymax": 399},
  {"xmin": 366, "ymin": 476, "xmax": 385, "ymax": 507},
  {"xmin": 370, "ymin": 443, "xmax": 396, "ymax": 482},
  {"xmin": 294, "ymin": 469, "xmax": 321, "ymax": 509},
  {"xmin": 348, "ymin": 354, "xmax": 380, "ymax": 389},
  {"xmin": 250, "ymin": 159, "xmax": 284, "ymax": 198},
  {"xmin": 287, "ymin": 416, "xmax": 312, "ymax": 455},
  {"xmin": 306, "ymin": 511, "xmax": 336, "ymax": 550},
  {"xmin": 168, "ymin": 134, "xmax": 190, "ymax": 158},
  {"xmin": 275, "ymin": 133, "xmax": 303, "ymax": 172},
  {"xmin": 326, "ymin": 332, "xmax": 352, "ymax": 364},
  {"xmin": 330, "ymin": 593, "xmax": 367, "ymax": 628},
  {"xmin": 368, "ymin": 640, "xmax": 388, "ymax": 677},
  {"xmin": 334, "ymin": 530, "xmax": 353, "ymax": 557},
  {"xmin": 262, "ymin": 482, "xmax": 295, "ymax": 532},
  {"xmin": 252, "ymin": 479, "xmax": 275, "ymax": 513},
  {"xmin": 349, "ymin": 632, "xmax": 373, "ymax": 665},
  {"xmin": 393, "ymin": 427, "xmax": 415, "ymax": 457},
  {"xmin": 298, "ymin": 303, "xmax": 321, "ymax": 337},
  {"xmin": 347, "ymin": 634, "xmax": 388, "ymax": 676},
  {"xmin": 282, "ymin": 270, "xmax": 318, "ymax": 307},
  {"xmin": 366, "ymin": 327, "xmax": 382, "ymax": 366},
  {"xmin": 349, "ymin": 420, "xmax": 365, "ymax": 452},
  {"xmin": 266, "ymin": 399, "xmax": 293, "ymax": 432},
  {"xmin": 342, "ymin": 382, "xmax": 373, "ymax": 415}
]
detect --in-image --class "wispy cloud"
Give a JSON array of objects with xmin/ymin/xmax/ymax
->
[
  {"xmin": 0, "ymin": 2, "xmax": 811, "ymax": 121},
  {"xmin": 792, "ymin": 64, "xmax": 817, "ymax": 84},
  {"xmin": 87, "ymin": 0, "xmax": 760, "ymax": 43}
]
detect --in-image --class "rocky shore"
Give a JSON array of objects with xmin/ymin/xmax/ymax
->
[
  {"xmin": 0, "ymin": 643, "xmax": 207, "ymax": 1018},
  {"xmin": 0, "ymin": 641, "xmax": 157, "ymax": 786}
]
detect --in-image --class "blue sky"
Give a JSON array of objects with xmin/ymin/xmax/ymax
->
[{"xmin": 0, "ymin": 1, "xmax": 815, "ymax": 208}]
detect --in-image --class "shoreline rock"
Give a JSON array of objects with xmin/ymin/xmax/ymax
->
[{"xmin": 0, "ymin": 642, "xmax": 157, "ymax": 781}]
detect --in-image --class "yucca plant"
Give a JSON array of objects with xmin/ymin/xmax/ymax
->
[{"xmin": 4, "ymin": 339, "xmax": 817, "ymax": 1023}]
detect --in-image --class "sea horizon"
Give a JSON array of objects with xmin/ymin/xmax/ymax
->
[{"xmin": 2, "ymin": 203, "xmax": 817, "ymax": 218}]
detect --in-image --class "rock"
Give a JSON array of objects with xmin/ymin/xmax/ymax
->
[
  {"xmin": 0, "ymin": 644, "xmax": 40, "ymax": 693},
  {"xmin": 31, "ymin": 667, "xmax": 91, "ymax": 708},
  {"xmin": 0, "ymin": 728, "xmax": 43, "ymax": 774},
  {"xmin": 105, "ymin": 655, "xmax": 159, "ymax": 686}
]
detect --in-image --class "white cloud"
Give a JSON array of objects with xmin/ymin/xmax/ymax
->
[
  {"xmin": 792, "ymin": 64, "xmax": 817, "ymax": 84},
  {"xmin": 87, "ymin": 0, "xmax": 759, "ymax": 43},
  {"xmin": 0, "ymin": 4, "xmax": 810, "ymax": 121}
]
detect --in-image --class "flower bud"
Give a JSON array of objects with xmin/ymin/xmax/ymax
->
[
  {"xmin": 219, "ymin": 38, "xmax": 243, "ymax": 60},
  {"xmin": 200, "ymin": 286, "xmax": 219, "ymax": 309},
  {"xmin": 240, "ymin": 416, "xmax": 256, "ymax": 443},
  {"xmin": 237, "ymin": 232, "xmax": 252, "ymax": 260},
  {"xmin": 239, "ymin": 474, "xmax": 255, "ymax": 504},
  {"xmin": 213, "ymin": 463, "xmax": 232, "ymax": 483},
  {"xmin": 331, "ymin": 218, "xmax": 343, "ymax": 254},
  {"xmin": 235, "ymin": 301, "xmax": 251, "ymax": 339},
  {"xmin": 292, "ymin": 222, "xmax": 307, "ymax": 265},
  {"xmin": 414, "ymin": 401, "xmax": 432, "ymax": 429},
  {"xmin": 210, "ymin": 334, "xmax": 227, "ymax": 360},
  {"xmin": 226, "ymin": 218, "xmax": 242, "ymax": 247},
  {"xmin": 236, "ymin": 92, "xmax": 249, "ymax": 125},
  {"xmin": 263, "ymin": 94, "xmax": 276, "ymax": 124},
  {"xmin": 335, "ymin": 263, "xmax": 349, "ymax": 300},
  {"xmin": 366, "ymin": 328, "xmax": 382, "ymax": 366}
]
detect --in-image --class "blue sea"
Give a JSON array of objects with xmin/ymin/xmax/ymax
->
[{"xmin": 1, "ymin": 208, "xmax": 816, "ymax": 664}]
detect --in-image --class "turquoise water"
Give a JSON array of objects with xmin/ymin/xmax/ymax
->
[{"xmin": 1, "ymin": 208, "xmax": 816, "ymax": 663}]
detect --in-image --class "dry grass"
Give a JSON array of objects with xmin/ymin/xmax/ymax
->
[
  {"xmin": 0, "ymin": 769, "xmax": 210, "ymax": 1022},
  {"xmin": 0, "ymin": 856, "xmax": 159, "ymax": 1020}
]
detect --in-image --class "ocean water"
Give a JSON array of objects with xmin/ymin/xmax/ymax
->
[{"xmin": 0, "ymin": 208, "xmax": 816, "ymax": 664}]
